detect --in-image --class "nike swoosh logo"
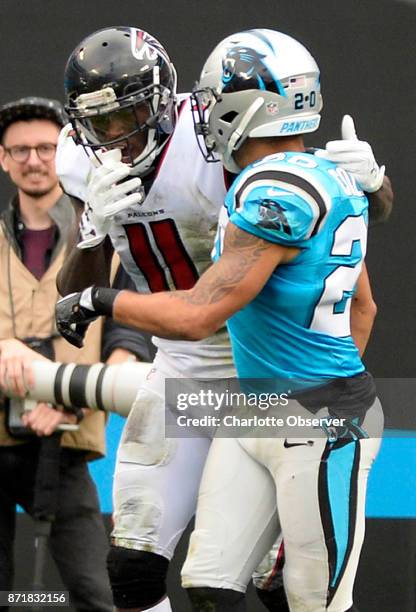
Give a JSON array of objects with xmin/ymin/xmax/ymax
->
[{"xmin": 284, "ymin": 439, "xmax": 315, "ymax": 448}]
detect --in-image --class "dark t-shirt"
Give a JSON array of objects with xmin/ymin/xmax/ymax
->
[{"xmin": 21, "ymin": 226, "xmax": 56, "ymax": 280}]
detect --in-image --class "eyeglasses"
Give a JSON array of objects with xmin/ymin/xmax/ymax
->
[{"xmin": 3, "ymin": 143, "xmax": 57, "ymax": 163}]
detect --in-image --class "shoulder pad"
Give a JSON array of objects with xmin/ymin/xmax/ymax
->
[{"xmin": 228, "ymin": 156, "xmax": 332, "ymax": 245}]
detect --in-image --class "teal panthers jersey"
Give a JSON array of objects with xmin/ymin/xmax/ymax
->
[{"xmin": 214, "ymin": 151, "xmax": 369, "ymax": 381}]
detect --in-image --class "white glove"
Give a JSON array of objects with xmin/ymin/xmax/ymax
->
[
  {"xmin": 315, "ymin": 115, "xmax": 385, "ymax": 192},
  {"xmin": 78, "ymin": 149, "xmax": 144, "ymax": 249},
  {"xmin": 56, "ymin": 123, "xmax": 96, "ymax": 202}
]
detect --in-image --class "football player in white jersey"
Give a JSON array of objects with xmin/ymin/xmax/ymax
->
[{"xmin": 56, "ymin": 27, "xmax": 392, "ymax": 612}]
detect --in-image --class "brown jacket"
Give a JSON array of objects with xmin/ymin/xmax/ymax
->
[{"xmin": 0, "ymin": 194, "xmax": 106, "ymax": 459}]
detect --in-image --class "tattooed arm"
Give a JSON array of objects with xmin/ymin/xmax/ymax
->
[{"xmin": 111, "ymin": 223, "xmax": 298, "ymax": 340}]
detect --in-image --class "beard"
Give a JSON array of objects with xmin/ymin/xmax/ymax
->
[
  {"xmin": 20, "ymin": 184, "xmax": 57, "ymax": 198},
  {"xmin": 17, "ymin": 169, "xmax": 58, "ymax": 199},
  {"xmin": 19, "ymin": 172, "xmax": 59, "ymax": 199}
]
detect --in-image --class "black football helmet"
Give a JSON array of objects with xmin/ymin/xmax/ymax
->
[{"xmin": 64, "ymin": 26, "xmax": 177, "ymax": 175}]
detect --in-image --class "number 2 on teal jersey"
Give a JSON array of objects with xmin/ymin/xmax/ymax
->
[{"xmin": 310, "ymin": 215, "xmax": 367, "ymax": 337}]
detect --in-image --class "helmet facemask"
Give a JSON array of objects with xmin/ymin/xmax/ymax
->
[
  {"xmin": 68, "ymin": 81, "xmax": 176, "ymax": 174},
  {"xmin": 191, "ymin": 87, "xmax": 222, "ymax": 164}
]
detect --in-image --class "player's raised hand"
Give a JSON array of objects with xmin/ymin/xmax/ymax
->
[
  {"xmin": 315, "ymin": 114, "xmax": 385, "ymax": 192},
  {"xmin": 78, "ymin": 149, "xmax": 145, "ymax": 249},
  {"xmin": 92, "ymin": 149, "xmax": 144, "ymax": 216}
]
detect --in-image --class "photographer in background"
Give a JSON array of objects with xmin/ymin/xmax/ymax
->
[{"xmin": 0, "ymin": 97, "xmax": 114, "ymax": 611}]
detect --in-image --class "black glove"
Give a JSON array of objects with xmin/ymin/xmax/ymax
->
[{"xmin": 55, "ymin": 286, "xmax": 119, "ymax": 348}]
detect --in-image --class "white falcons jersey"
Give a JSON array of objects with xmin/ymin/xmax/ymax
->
[{"xmin": 108, "ymin": 97, "xmax": 235, "ymax": 378}]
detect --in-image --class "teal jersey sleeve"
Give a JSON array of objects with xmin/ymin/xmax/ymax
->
[{"xmin": 227, "ymin": 162, "xmax": 330, "ymax": 247}]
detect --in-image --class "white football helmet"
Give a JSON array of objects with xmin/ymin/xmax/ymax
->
[{"xmin": 192, "ymin": 29, "xmax": 323, "ymax": 173}]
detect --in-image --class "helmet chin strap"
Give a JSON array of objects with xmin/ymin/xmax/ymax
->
[{"xmin": 223, "ymin": 96, "xmax": 265, "ymax": 172}]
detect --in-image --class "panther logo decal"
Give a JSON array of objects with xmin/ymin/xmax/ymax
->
[
  {"xmin": 222, "ymin": 47, "xmax": 283, "ymax": 95},
  {"xmin": 258, "ymin": 200, "xmax": 292, "ymax": 235}
]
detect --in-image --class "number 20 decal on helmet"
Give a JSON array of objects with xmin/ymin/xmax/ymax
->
[
  {"xmin": 192, "ymin": 29, "xmax": 322, "ymax": 173},
  {"xmin": 64, "ymin": 27, "xmax": 178, "ymax": 175}
]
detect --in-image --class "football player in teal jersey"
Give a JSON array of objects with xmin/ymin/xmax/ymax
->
[{"xmin": 56, "ymin": 29, "xmax": 385, "ymax": 612}]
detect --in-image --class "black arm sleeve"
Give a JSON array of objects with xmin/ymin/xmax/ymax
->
[{"xmin": 101, "ymin": 265, "xmax": 157, "ymax": 363}]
